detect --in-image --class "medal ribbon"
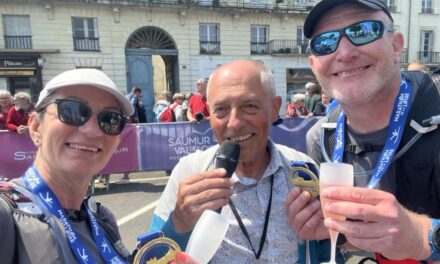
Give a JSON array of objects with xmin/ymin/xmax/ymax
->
[
  {"xmin": 332, "ymin": 75, "xmax": 412, "ymax": 189},
  {"xmin": 22, "ymin": 165, "xmax": 126, "ymax": 264}
]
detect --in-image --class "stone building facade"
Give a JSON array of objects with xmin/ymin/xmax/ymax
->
[{"xmin": 0, "ymin": 0, "xmax": 438, "ymax": 118}]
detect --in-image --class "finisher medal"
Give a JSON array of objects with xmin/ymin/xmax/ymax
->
[
  {"xmin": 290, "ymin": 162, "xmax": 320, "ymax": 199},
  {"xmin": 133, "ymin": 231, "xmax": 181, "ymax": 264}
]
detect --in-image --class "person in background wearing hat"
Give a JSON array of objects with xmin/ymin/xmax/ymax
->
[
  {"xmin": 0, "ymin": 69, "xmax": 133, "ymax": 263},
  {"xmin": 285, "ymin": 0, "xmax": 440, "ymax": 263},
  {"xmin": 171, "ymin": 93, "xmax": 186, "ymax": 122},
  {"xmin": 6, "ymin": 91, "xmax": 33, "ymax": 134}
]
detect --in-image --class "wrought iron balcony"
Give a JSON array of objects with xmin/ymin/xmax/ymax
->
[
  {"xmin": 200, "ymin": 41, "xmax": 220, "ymax": 55},
  {"xmin": 421, "ymin": 7, "xmax": 434, "ymax": 14},
  {"xmin": 251, "ymin": 42, "xmax": 269, "ymax": 55},
  {"xmin": 73, "ymin": 37, "xmax": 100, "ymax": 51},
  {"xmin": 269, "ymin": 39, "xmax": 309, "ymax": 55},
  {"xmin": 418, "ymin": 51, "xmax": 440, "ymax": 64},
  {"xmin": 55, "ymin": 0, "xmax": 317, "ymax": 14},
  {"xmin": 4, "ymin": 35, "xmax": 32, "ymax": 49}
]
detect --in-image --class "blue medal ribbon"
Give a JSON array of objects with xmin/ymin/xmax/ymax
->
[
  {"xmin": 332, "ymin": 75, "xmax": 412, "ymax": 189},
  {"xmin": 22, "ymin": 165, "xmax": 126, "ymax": 264}
]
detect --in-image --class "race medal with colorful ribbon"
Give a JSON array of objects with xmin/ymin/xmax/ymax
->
[
  {"xmin": 290, "ymin": 162, "xmax": 320, "ymax": 199},
  {"xmin": 133, "ymin": 231, "xmax": 181, "ymax": 264}
]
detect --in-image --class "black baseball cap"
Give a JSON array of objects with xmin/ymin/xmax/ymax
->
[{"xmin": 303, "ymin": 0, "xmax": 393, "ymax": 39}]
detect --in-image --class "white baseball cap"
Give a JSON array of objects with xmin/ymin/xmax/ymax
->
[{"xmin": 36, "ymin": 69, "xmax": 134, "ymax": 116}]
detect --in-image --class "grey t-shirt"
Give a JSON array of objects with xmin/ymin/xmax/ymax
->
[
  {"xmin": 0, "ymin": 180, "xmax": 122, "ymax": 264},
  {"xmin": 306, "ymin": 117, "xmax": 396, "ymax": 193}
]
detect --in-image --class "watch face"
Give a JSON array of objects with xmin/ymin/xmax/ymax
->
[{"xmin": 434, "ymin": 225, "xmax": 440, "ymax": 250}]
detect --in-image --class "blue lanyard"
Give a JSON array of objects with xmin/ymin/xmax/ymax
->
[
  {"xmin": 22, "ymin": 165, "xmax": 126, "ymax": 264},
  {"xmin": 332, "ymin": 75, "xmax": 412, "ymax": 189}
]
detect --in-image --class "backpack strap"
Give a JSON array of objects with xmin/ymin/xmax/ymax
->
[
  {"xmin": 2, "ymin": 181, "xmax": 75, "ymax": 264},
  {"xmin": 0, "ymin": 188, "xmax": 19, "ymax": 264},
  {"xmin": 394, "ymin": 71, "xmax": 440, "ymax": 160},
  {"xmin": 319, "ymin": 104, "xmax": 340, "ymax": 162}
]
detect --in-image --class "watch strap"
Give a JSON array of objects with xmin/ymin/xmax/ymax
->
[{"xmin": 425, "ymin": 218, "xmax": 440, "ymax": 262}]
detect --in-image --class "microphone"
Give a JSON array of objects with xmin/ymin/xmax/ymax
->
[
  {"xmin": 215, "ymin": 140, "xmax": 240, "ymax": 178},
  {"xmin": 422, "ymin": 115, "xmax": 440, "ymax": 126},
  {"xmin": 214, "ymin": 140, "xmax": 240, "ymax": 213}
]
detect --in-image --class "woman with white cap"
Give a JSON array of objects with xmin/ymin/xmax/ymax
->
[{"xmin": 0, "ymin": 69, "xmax": 133, "ymax": 263}]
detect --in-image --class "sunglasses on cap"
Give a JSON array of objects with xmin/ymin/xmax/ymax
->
[
  {"xmin": 310, "ymin": 20, "xmax": 393, "ymax": 56},
  {"xmin": 40, "ymin": 99, "xmax": 126, "ymax": 136}
]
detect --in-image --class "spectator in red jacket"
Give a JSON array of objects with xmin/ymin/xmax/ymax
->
[
  {"xmin": 0, "ymin": 90, "xmax": 13, "ymax": 130},
  {"xmin": 186, "ymin": 78, "xmax": 210, "ymax": 122},
  {"xmin": 6, "ymin": 92, "xmax": 33, "ymax": 134}
]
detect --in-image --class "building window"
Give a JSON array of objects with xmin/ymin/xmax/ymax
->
[
  {"xmin": 419, "ymin": 30, "xmax": 434, "ymax": 63},
  {"xmin": 72, "ymin": 17, "xmax": 100, "ymax": 51},
  {"xmin": 2, "ymin": 15, "xmax": 32, "ymax": 49},
  {"xmin": 199, "ymin": 24, "xmax": 220, "ymax": 55},
  {"xmin": 385, "ymin": 0, "xmax": 397, "ymax": 12},
  {"xmin": 296, "ymin": 27, "xmax": 308, "ymax": 54},
  {"xmin": 251, "ymin": 25, "xmax": 268, "ymax": 54},
  {"xmin": 421, "ymin": 0, "xmax": 433, "ymax": 14}
]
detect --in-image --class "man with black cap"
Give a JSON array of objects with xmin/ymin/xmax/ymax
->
[{"xmin": 285, "ymin": 1, "xmax": 440, "ymax": 263}]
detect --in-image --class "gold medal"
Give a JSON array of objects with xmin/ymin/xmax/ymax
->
[
  {"xmin": 290, "ymin": 166, "xmax": 319, "ymax": 199},
  {"xmin": 133, "ymin": 237, "xmax": 181, "ymax": 264}
]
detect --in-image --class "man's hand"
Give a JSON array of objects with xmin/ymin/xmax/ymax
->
[
  {"xmin": 172, "ymin": 168, "xmax": 234, "ymax": 233},
  {"xmin": 321, "ymin": 186, "xmax": 432, "ymax": 260},
  {"xmin": 285, "ymin": 187, "xmax": 329, "ymax": 240},
  {"xmin": 17, "ymin": 125, "xmax": 29, "ymax": 134}
]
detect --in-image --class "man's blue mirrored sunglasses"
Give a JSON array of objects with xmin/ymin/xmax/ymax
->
[{"xmin": 310, "ymin": 20, "xmax": 393, "ymax": 56}]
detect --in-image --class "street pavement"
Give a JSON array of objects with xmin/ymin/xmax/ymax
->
[{"xmin": 91, "ymin": 171, "xmax": 169, "ymax": 252}]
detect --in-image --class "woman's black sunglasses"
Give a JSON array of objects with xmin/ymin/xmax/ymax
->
[
  {"xmin": 39, "ymin": 99, "xmax": 126, "ymax": 136},
  {"xmin": 310, "ymin": 20, "xmax": 393, "ymax": 56}
]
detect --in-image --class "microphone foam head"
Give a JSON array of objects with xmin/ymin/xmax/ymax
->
[
  {"xmin": 216, "ymin": 140, "xmax": 241, "ymax": 178},
  {"xmin": 218, "ymin": 140, "xmax": 240, "ymax": 162}
]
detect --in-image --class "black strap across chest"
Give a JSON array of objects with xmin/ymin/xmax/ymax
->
[{"xmin": 228, "ymin": 175, "xmax": 274, "ymax": 259}]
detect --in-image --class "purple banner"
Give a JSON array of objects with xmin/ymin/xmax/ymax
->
[
  {"xmin": 138, "ymin": 117, "xmax": 320, "ymax": 171},
  {"xmin": 0, "ymin": 118, "xmax": 320, "ymax": 178},
  {"xmin": 100, "ymin": 125, "xmax": 139, "ymax": 174},
  {"xmin": 0, "ymin": 125, "xmax": 139, "ymax": 179},
  {"xmin": 0, "ymin": 130, "xmax": 35, "ymax": 179},
  {"xmin": 139, "ymin": 121, "xmax": 217, "ymax": 171},
  {"xmin": 270, "ymin": 117, "xmax": 320, "ymax": 152}
]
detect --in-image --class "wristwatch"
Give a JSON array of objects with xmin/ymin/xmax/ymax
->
[{"xmin": 426, "ymin": 218, "xmax": 440, "ymax": 262}]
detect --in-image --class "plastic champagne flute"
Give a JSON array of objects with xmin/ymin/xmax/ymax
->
[
  {"xmin": 186, "ymin": 210, "xmax": 230, "ymax": 264},
  {"xmin": 319, "ymin": 162, "xmax": 354, "ymax": 264}
]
